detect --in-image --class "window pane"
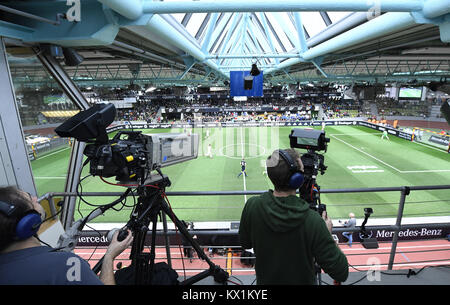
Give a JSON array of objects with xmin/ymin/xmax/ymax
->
[
  {"xmin": 327, "ymin": 11, "xmax": 353, "ymax": 24},
  {"xmin": 185, "ymin": 13, "xmax": 207, "ymax": 38},
  {"xmin": 171, "ymin": 13, "xmax": 186, "ymax": 24},
  {"xmin": 301, "ymin": 12, "xmax": 326, "ymax": 38},
  {"xmin": 7, "ymin": 46, "xmax": 77, "ymax": 197}
]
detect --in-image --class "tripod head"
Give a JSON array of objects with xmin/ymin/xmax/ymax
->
[
  {"xmin": 360, "ymin": 208, "xmax": 373, "ymax": 238},
  {"xmin": 300, "ymin": 176, "xmax": 326, "ymax": 217}
]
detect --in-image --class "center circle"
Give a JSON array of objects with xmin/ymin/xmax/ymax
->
[{"xmin": 219, "ymin": 143, "xmax": 267, "ymax": 159}]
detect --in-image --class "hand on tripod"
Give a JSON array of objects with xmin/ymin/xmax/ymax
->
[
  {"xmin": 105, "ymin": 229, "xmax": 133, "ymax": 259},
  {"xmin": 99, "ymin": 229, "xmax": 133, "ymax": 285}
]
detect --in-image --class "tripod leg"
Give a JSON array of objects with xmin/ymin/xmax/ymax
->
[
  {"xmin": 146, "ymin": 212, "xmax": 159, "ymax": 285},
  {"xmin": 161, "ymin": 211, "xmax": 172, "ymax": 268},
  {"xmin": 132, "ymin": 229, "xmax": 150, "ymax": 285},
  {"xmin": 159, "ymin": 199, "xmax": 229, "ymax": 284}
]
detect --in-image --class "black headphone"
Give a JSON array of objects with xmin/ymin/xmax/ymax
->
[
  {"xmin": 0, "ymin": 200, "xmax": 42, "ymax": 240},
  {"xmin": 278, "ymin": 150, "xmax": 305, "ymax": 189}
]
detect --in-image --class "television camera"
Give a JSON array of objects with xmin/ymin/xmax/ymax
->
[
  {"xmin": 289, "ymin": 128, "xmax": 330, "ymax": 216},
  {"xmin": 55, "ymin": 103, "xmax": 199, "ymax": 182},
  {"xmin": 55, "ymin": 103, "xmax": 228, "ymax": 285}
]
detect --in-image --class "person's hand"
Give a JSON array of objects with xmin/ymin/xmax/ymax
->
[
  {"xmin": 105, "ymin": 229, "xmax": 133, "ymax": 260},
  {"xmin": 322, "ymin": 211, "xmax": 333, "ymax": 234}
]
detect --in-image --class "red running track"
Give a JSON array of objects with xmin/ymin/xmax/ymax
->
[{"xmin": 74, "ymin": 239, "xmax": 450, "ymax": 278}]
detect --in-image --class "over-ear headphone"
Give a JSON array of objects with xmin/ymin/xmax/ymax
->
[
  {"xmin": 0, "ymin": 200, "xmax": 42, "ymax": 240},
  {"xmin": 278, "ymin": 150, "xmax": 304, "ymax": 189}
]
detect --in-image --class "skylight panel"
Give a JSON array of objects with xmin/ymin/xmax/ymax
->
[
  {"xmin": 300, "ymin": 12, "xmax": 327, "ymax": 38},
  {"xmin": 327, "ymin": 12, "xmax": 353, "ymax": 23}
]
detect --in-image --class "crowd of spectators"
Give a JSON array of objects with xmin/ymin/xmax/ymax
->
[
  {"xmin": 23, "ymin": 87, "xmax": 445, "ymax": 128},
  {"xmin": 375, "ymin": 97, "xmax": 429, "ymax": 118},
  {"xmin": 321, "ymin": 100, "xmax": 363, "ymax": 119},
  {"xmin": 112, "ymin": 97, "xmax": 364, "ymax": 123}
]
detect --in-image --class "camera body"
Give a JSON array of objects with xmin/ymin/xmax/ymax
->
[
  {"xmin": 289, "ymin": 128, "xmax": 329, "ymax": 181},
  {"xmin": 55, "ymin": 104, "xmax": 199, "ymax": 183},
  {"xmin": 364, "ymin": 208, "xmax": 373, "ymax": 216},
  {"xmin": 289, "ymin": 128, "xmax": 330, "ymax": 215},
  {"xmin": 84, "ymin": 130, "xmax": 199, "ymax": 182},
  {"xmin": 84, "ymin": 131, "xmax": 149, "ymax": 181}
]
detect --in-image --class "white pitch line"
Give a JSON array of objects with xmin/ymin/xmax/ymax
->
[
  {"xmin": 401, "ymin": 169, "xmax": 450, "ymax": 173},
  {"xmin": 329, "ymin": 133, "xmax": 382, "ymax": 136},
  {"xmin": 330, "ymin": 135, "xmax": 402, "ymax": 173},
  {"xmin": 410, "ymin": 139, "xmax": 450, "ymax": 154},
  {"xmin": 240, "ymin": 126, "xmax": 247, "ymax": 203},
  {"xmin": 35, "ymin": 147, "xmax": 70, "ymax": 160},
  {"xmin": 331, "ymin": 135, "xmax": 450, "ymax": 174}
]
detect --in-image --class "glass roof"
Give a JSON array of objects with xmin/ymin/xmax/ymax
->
[{"xmin": 161, "ymin": 1, "xmax": 354, "ymax": 69}]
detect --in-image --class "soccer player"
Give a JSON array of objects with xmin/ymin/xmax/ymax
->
[
  {"xmin": 238, "ymin": 158, "xmax": 248, "ymax": 178},
  {"xmin": 261, "ymin": 159, "xmax": 268, "ymax": 175},
  {"xmin": 206, "ymin": 143, "xmax": 213, "ymax": 159},
  {"xmin": 381, "ymin": 129, "xmax": 389, "ymax": 140}
]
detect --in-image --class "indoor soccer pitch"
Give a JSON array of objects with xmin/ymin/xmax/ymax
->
[{"xmin": 31, "ymin": 125, "xmax": 450, "ymax": 223}]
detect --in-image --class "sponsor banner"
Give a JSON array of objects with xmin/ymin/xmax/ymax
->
[
  {"xmin": 153, "ymin": 105, "xmax": 316, "ymax": 114},
  {"xmin": 78, "ymin": 223, "xmax": 449, "ymax": 247},
  {"xmin": 356, "ymin": 121, "xmax": 414, "ymax": 141},
  {"xmin": 429, "ymin": 135, "xmax": 450, "ymax": 147},
  {"xmin": 77, "ymin": 230, "xmax": 241, "ymax": 248},
  {"xmin": 336, "ymin": 224, "xmax": 449, "ymax": 243},
  {"xmin": 139, "ymin": 92, "xmax": 340, "ymax": 101},
  {"xmin": 107, "ymin": 120, "xmax": 359, "ymax": 131},
  {"xmin": 107, "ymin": 120, "xmax": 414, "ymax": 145}
]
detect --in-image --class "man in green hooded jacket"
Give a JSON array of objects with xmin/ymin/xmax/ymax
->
[{"xmin": 239, "ymin": 148, "xmax": 348, "ymax": 285}]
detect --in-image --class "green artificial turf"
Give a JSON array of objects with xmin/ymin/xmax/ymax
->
[{"xmin": 31, "ymin": 125, "xmax": 450, "ymax": 223}]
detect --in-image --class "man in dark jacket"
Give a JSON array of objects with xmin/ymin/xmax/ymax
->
[
  {"xmin": 239, "ymin": 149, "xmax": 348, "ymax": 285},
  {"xmin": 0, "ymin": 186, "xmax": 133, "ymax": 285}
]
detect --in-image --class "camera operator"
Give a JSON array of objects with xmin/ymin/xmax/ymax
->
[
  {"xmin": 0, "ymin": 186, "xmax": 133, "ymax": 285},
  {"xmin": 238, "ymin": 149, "xmax": 348, "ymax": 285}
]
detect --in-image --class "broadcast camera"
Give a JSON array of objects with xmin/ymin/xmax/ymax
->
[
  {"xmin": 289, "ymin": 128, "xmax": 330, "ymax": 215},
  {"xmin": 54, "ymin": 103, "xmax": 228, "ymax": 285},
  {"xmin": 55, "ymin": 103, "xmax": 199, "ymax": 182}
]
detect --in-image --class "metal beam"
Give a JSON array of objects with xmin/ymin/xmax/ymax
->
[
  {"xmin": 140, "ymin": 0, "xmax": 425, "ymax": 14},
  {"xmin": 271, "ymin": 12, "xmax": 298, "ymax": 50},
  {"xmin": 215, "ymin": 13, "xmax": 242, "ymax": 64},
  {"xmin": 265, "ymin": 12, "xmax": 417, "ymax": 75},
  {"xmin": 207, "ymin": 54, "xmax": 299, "ymax": 59},
  {"xmin": 320, "ymin": 12, "xmax": 332, "ymax": 26},
  {"xmin": 0, "ymin": 37, "xmax": 37, "ymax": 196},
  {"xmin": 207, "ymin": 13, "xmax": 233, "ymax": 53},
  {"xmin": 201, "ymin": 13, "xmax": 219, "ymax": 53},
  {"xmin": 293, "ymin": 12, "xmax": 308, "ymax": 53},
  {"xmin": 34, "ymin": 46, "xmax": 89, "ymax": 230},
  {"xmin": 145, "ymin": 14, "xmax": 228, "ymax": 79},
  {"xmin": 259, "ymin": 13, "xmax": 280, "ymax": 64}
]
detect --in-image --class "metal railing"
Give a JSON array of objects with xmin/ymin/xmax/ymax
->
[{"xmin": 38, "ymin": 184, "xmax": 450, "ymax": 271}]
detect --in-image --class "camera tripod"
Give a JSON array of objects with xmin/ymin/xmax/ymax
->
[
  {"xmin": 299, "ymin": 176, "xmax": 327, "ymax": 285},
  {"xmin": 94, "ymin": 173, "xmax": 229, "ymax": 285}
]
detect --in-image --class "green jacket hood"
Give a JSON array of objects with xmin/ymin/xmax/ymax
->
[{"xmin": 259, "ymin": 190, "xmax": 311, "ymax": 233}]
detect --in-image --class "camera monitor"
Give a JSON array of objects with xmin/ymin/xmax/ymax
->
[
  {"xmin": 289, "ymin": 129, "xmax": 330, "ymax": 151},
  {"xmin": 55, "ymin": 103, "xmax": 116, "ymax": 143},
  {"xmin": 145, "ymin": 133, "xmax": 199, "ymax": 169}
]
